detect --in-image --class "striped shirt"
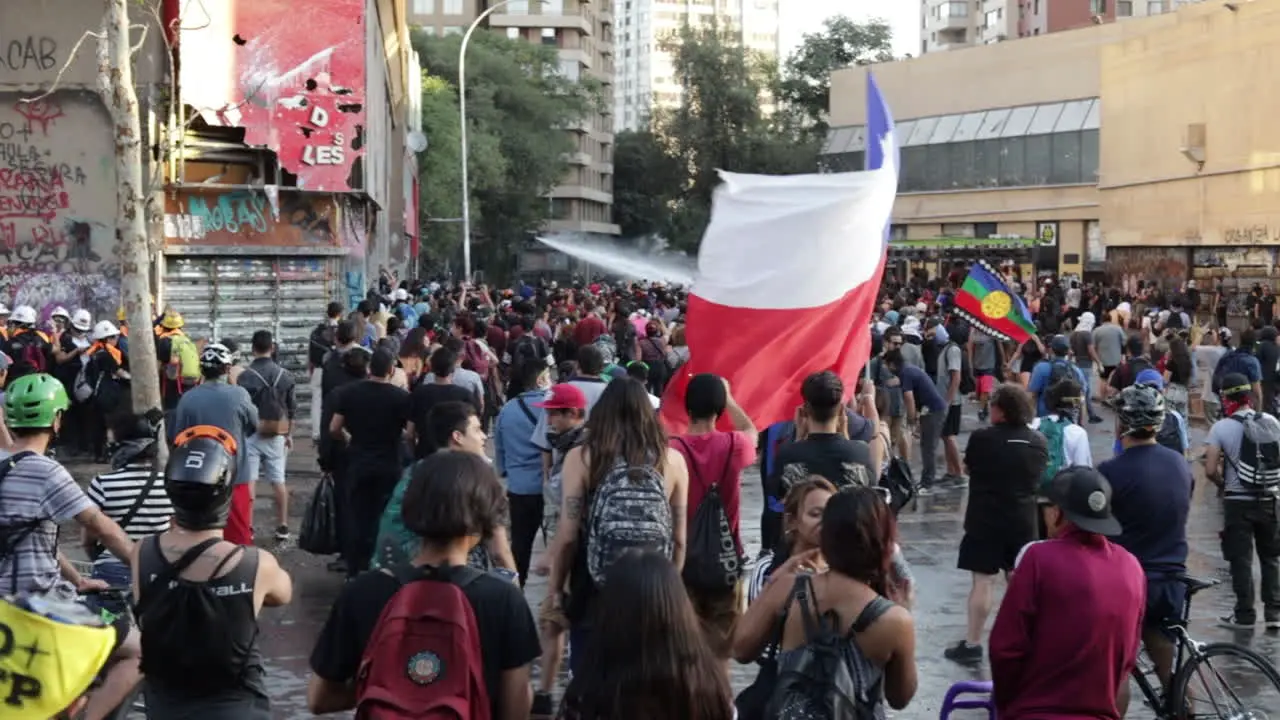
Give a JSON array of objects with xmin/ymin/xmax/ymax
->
[
  {"xmin": 86, "ymin": 463, "xmax": 173, "ymax": 564},
  {"xmin": 0, "ymin": 452, "xmax": 94, "ymax": 594}
]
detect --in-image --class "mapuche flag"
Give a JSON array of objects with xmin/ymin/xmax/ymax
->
[{"xmin": 953, "ymin": 260, "xmax": 1037, "ymax": 344}]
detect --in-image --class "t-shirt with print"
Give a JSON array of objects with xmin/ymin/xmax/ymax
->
[
  {"xmin": 331, "ymin": 380, "xmax": 410, "ymax": 468},
  {"xmin": 935, "ymin": 342, "xmax": 964, "ymax": 406},
  {"xmin": 409, "ymin": 382, "xmax": 479, "ymax": 458},
  {"xmin": 86, "ymin": 461, "xmax": 173, "ymax": 565},
  {"xmin": 0, "ymin": 453, "xmax": 94, "ymax": 594},
  {"xmin": 761, "ymin": 434, "xmax": 875, "ymax": 551},
  {"xmin": 670, "ymin": 431, "xmax": 757, "ymax": 554},
  {"xmin": 310, "ymin": 564, "xmax": 541, "ymax": 720}
]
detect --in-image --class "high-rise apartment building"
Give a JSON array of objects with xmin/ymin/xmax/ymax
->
[
  {"xmin": 614, "ymin": 0, "xmax": 780, "ymax": 132},
  {"xmin": 921, "ymin": 0, "xmax": 1190, "ymax": 54},
  {"xmin": 408, "ymin": 0, "xmax": 619, "ymax": 237}
]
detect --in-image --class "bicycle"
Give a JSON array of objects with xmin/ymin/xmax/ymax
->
[{"xmin": 1131, "ymin": 574, "xmax": 1280, "ymax": 719}]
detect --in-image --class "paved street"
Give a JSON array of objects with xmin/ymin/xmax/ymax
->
[{"xmin": 63, "ymin": 400, "xmax": 1280, "ymax": 718}]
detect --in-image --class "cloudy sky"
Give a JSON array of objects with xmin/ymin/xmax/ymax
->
[{"xmin": 780, "ymin": 1, "xmax": 917, "ymax": 59}]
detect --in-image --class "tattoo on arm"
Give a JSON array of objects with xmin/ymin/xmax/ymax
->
[{"xmin": 565, "ymin": 497, "xmax": 584, "ymax": 521}]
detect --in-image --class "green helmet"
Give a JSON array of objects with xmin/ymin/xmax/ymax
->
[{"xmin": 5, "ymin": 373, "xmax": 70, "ymax": 429}]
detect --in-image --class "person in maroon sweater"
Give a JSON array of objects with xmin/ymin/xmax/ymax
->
[{"xmin": 989, "ymin": 467, "xmax": 1146, "ymax": 720}]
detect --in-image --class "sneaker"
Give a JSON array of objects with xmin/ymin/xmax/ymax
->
[
  {"xmin": 1219, "ymin": 613, "xmax": 1256, "ymax": 629},
  {"xmin": 977, "ymin": 409, "xmax": 989, "ymax": 422},
  {"xmin": 942, "ymin": 474, "xmax": 969, "ymax": 488},
  {"xmin": 1088, "ymin": 416, "xmax": 1104, "ymax": 424},
  {"xmin": 274, "ymin": 525, "xmax": 291, "ymax": 542},
  {"xmin": 916, "ymin": 483, "xmax": 936, "ymax": 496},
  {"xmin": 326, "ymin": 558, "xmax": 348, "ymax": 573},
  {"xmin": 1265, "ymin": 617, "xmax": 1280, "ymax": 630},
  {"xmin": 531, "ymin": 692, "xmax": 554, "ymax": 718},
  {"xmin": 944, "ymin": 640, "xmax": 984, "ymax": 664}
]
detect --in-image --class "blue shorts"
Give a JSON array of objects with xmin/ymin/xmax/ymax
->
[{"xmin": 1146, "ymin": 577, "xmax": 1187, "ymax": 634}]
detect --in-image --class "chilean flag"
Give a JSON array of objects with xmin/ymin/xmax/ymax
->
[{"xmin": 660, "ymin": 75, "xmax": 898, "ymax": 433}]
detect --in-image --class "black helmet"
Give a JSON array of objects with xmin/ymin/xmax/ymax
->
[
  {"xmin": 1116, "ymin": 383, "xmax": 1166, "ymax": 436},
  {"xmin": 165, "ymin": 425, "xmax": 237, "ymax": 530}
]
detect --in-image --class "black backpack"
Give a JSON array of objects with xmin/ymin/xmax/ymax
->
[
  {"xmin": 136, "ymin": 537, "xmax": 257, "ymax": 697},
  {"xmin": 1226, "ymin": 413, "xmax": 1280, "ymax": 491},
  {"xmin": 1047, "ymin": 359, "xmax": 1075, "ymax": 387},
  {"xmin": 308, "ymin": 322, "xmax": 336, "ymax": 369},
  {"xmin": 767, "ymin": 574, "xmax": 893, "ymax": 720},
  {"xmin": 244, "ymin": 367, "xmax": 290, "ymax": 437},
  {"xmin": 676, "ymin": 436, "xmax": 743, "ymax": 592}
]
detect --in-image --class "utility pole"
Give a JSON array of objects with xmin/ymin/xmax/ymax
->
[{"xmin": 98, "ymin": 0, "xmax": 162, "ymax": 412}]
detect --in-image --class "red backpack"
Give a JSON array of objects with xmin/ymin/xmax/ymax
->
[
  {"xmin": 462, "ymin": 339, "xmax": 491, "ymax": 377},
  {"xmin": 355, "ymin": 564, "xmax": 491, "ymax": 720}
]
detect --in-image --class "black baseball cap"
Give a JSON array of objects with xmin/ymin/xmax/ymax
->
[
  {"xmin": 1220, "ymin": 372, "xmax": 1252, "ymax": 398},
  {"xmin": 1045, "ymin": 467, "xmax": 1123, "ymax": 536}
]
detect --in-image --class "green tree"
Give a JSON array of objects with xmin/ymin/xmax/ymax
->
[
  {"xmin": 611, "ymin": 129, "xmax": 683, "ymax": 239},
  {"xmin": 412, "ymin": 30, "xmax": 602, "ymax": 279},
  {"xmin": 780, "ymin": 16, "xmax": 894, "ymax": 133}
]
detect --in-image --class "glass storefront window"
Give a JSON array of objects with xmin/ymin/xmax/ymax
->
[{"xmin": 1050, "ymin": 131, "xmax": 1081, "ymax": 184}]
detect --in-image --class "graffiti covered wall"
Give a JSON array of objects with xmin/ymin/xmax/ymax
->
[
  {"xmin": 164, "ymin": 188, "xmax": 343, "ymax": 248},
  {"xmin": 179, "ymin": 0, "xmax": 368, "ymax": 192},
  {"xmin": 0, "ymin": 92, "xmax": 120, "ymax": 321}
]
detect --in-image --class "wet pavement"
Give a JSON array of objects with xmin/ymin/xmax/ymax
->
[{"xmin": 63, "ymin": 400, "xmax": 1280, "ymax": 719}]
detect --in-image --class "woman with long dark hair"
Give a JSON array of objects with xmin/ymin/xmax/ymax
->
[
  {"xmin": 733, "ymin": 487, "xmax": 918, "ymax": 716},
  {"xmin": 546, "ymin": 378, "xmax": 690, "ymax": 677},
  {"xmin": 559, "ymin": 551, "xmax": 733, "ymax": 720},
  {"xmin": 1161, "ymin": 336, "xmax": 1194, "ymax": 417}
]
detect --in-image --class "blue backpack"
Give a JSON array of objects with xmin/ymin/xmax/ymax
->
[{"xmin": 1038, "ymin": 416, "xmax": 1069, "ymax": 493}]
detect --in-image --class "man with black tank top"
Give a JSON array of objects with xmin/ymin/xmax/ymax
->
[{"xmin": 132, "ymin": 426, "xmax": 292, "ymax": 719}]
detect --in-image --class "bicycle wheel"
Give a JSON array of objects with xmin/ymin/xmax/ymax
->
[{"xmin": 1170, "ymin": 642, "xmax": 1280, "ymax": 719}]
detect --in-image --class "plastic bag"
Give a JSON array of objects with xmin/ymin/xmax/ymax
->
[{"xmin": 299, "ymin": 473, "xmax": 339, "ymax": 555}]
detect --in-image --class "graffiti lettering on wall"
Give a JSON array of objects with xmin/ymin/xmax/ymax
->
[
  {"xmin": 0, "ymin": 94, "xmax": 120, "ymax": 321},
  {"xmin": 1222, "ymin": 225, "xmax": 1280, "ymax": 245},
  {"xmin": 0, "ymin": 36, "xmax": 59, "ymax": 74},
  {"xmin": 164, "ymin": 189, "xmax": 339, "ymax": 247}
]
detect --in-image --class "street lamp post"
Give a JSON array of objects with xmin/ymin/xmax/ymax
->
[{"xmin": 459, "ymin": 0, "xmax": 545, "ymax": 283}]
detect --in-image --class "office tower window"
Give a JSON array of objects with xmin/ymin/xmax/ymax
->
[
  {"xmin": 412, "ymin": 0, "xmax": 436, "ymax": 14},
  {"xmin": 443, "ymin": 0, "xmax": 463, "ymax": 14}
]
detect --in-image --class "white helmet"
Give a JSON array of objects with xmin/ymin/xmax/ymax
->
[
  {"xmin": 200, "ymin": 342, "xmax": 235, "ymax": 368},
  {"xmin": 91, "ymin": 320, "xmax": 120, "ymax": 341},
  {"xmin": 0, "ymin": 304, "xmax": 9, "ymax": 316},
  {"xmin": 10, "ymin": 305, "xmax": 37, "ymax": 326},
  {"xmin": 50, "ymin": 306, "xmax": 70, "ymax": 321},
  {"xmin": 72, "ymin": 309, "xmax": 93, "ymax": 332}
]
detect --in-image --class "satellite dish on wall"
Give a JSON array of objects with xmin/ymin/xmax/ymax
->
[{"xmin": 407, "ymin": 131, "xmax": 428, "ymax": 153}]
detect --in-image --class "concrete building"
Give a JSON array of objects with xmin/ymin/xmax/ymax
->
[
  {"xmin": 409, "ymin": 0, "xmax": 619, "ymax": 240},
  {"xmin": 828, "ymin": 0, "xmax": 1280, "ymax": 306},
  {"xmin": 614, "ymin": 0, "xmax": 780, "ymax": 132},
  {"xmin": 921, "ymin": 0, "xmax": 1191, "ymax": 54}
]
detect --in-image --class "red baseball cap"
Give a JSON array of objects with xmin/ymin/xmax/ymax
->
[{"xmin": 533, "ymin": 383, "xmax": 588, "ymax": 410}]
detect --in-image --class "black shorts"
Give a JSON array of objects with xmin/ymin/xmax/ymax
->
[
  {"xmin": 109, "ymin": 610, "xmax": 130, "ymax": 656},
  {"xmin": 941, "ymin": 404, "xmax": 962, "ymax": 437},
  {"xmin": 1145, "ymin": 577, "xmax": 1187, "ymax": 635},
  {"xmin": 958, "ymin": 532, "xmax": 1034, "ymax": 575}
]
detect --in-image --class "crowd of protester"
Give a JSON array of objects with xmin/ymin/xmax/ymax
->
[{"xmin": 3, "ymin": 263, "xmax": 1280, "ymax": 720}]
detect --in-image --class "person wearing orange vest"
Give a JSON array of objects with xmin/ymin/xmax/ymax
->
[
  {"xmin": 0, "ymin": 304, "xmax": 10, "ymax": 341},
  {"xmin": 87, "ymin": 321, "xmax": 131, "ymax": 458},
  {"xmin": 5, "ymin": 305, "xmax": 54, "ymax": 381}
]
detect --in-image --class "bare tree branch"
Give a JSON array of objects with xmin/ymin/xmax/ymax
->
[
  {"xmin": 18, "ymin": 28, "xmax": 105, "ymax": 104},
  {"xmin": 129, "ymin": 23, "xmax": 150, "ymax": 55}
]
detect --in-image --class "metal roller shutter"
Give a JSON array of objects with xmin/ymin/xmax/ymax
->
[{"xmin": 163, "ymin": 256, "xmax": 340, "ymax": 436}]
